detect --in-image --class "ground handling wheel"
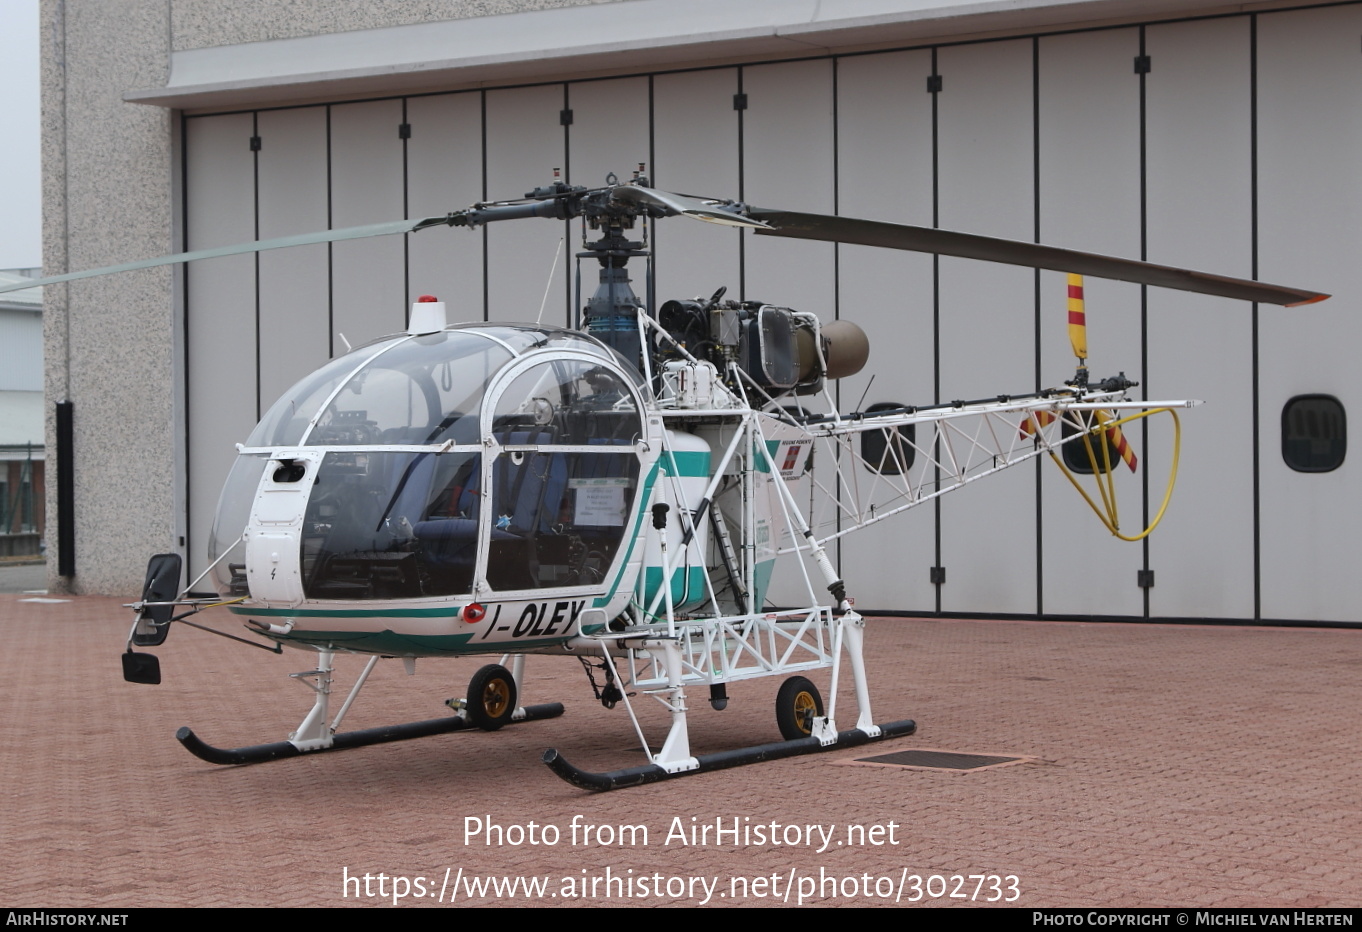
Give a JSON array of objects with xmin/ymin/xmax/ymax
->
[
  {"xmin": 776, "ymin": 676, "xmax": 824, "ymax": 740},
  {"xmin": 467, "ymin": 664, "xmax": 517, "ymax": 731}
]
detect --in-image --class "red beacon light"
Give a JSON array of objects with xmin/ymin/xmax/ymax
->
[{"xmin": 408, "ymin": 294, "xmax": 447, "ymax": 335}]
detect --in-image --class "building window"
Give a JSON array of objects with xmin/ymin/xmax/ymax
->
[
  {"xmin": 861, "ymin": 403, "xmax": 915, "ymax": 475},
  {"xmin": 1282, "ymin": 395, "xmax": 1346, "ymax": 473}
]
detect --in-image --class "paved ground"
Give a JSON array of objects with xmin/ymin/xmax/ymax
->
[
  {"xmin": 0, "ymin": 560, "xmax": 48, "ymax": 594},
  {"xmin": 2, "ymin": 593, "xmax": 1358, "ymax": 908}
]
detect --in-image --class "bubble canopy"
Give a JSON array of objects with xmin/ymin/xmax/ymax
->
[
  {"xmin": 244, "ymin": 324, "xmax": 643, "ymax": 450},
  {"xmin": 211, "ymin": 324, "xmax": 649, "ymax": 601}
]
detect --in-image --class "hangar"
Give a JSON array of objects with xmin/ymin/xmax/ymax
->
[{"xmin": 40, "ymin": 0, "xmax": 1361, "ymax": 623}]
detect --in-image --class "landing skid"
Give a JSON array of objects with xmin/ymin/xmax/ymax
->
[
  {"xmin": 177, "ymin": 703, "xmax": 565, "ymax": 766},
  {"xmin": 176, "ymin": 650, "xmax": 561, "ymax": 766},
  {"xmin": 547, "ymin": 607, "xmax": 916, "ymax": 792},
  {"xmin": 542, "ymin": 718, "xmax": 916, "ymax": 791}
]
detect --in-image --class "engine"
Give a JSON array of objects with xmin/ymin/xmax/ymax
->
[{"xmin": 653, "ymin": 289, "xmax": 869, "ymax": 400}]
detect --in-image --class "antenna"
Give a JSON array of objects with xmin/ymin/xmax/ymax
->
[
  {"xmin": 536, "ymin": 237, "xmax": 565, "ymax": 326},
  {"xmin": 854, "ymin": 374, "xmax": 875, "ymax": 414}
]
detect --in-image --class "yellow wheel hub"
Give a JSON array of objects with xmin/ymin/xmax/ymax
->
[
  {"xmin": 483, "ymin": 680, "xmax": 511, "ymax": 718},
  {"xmin": 792, "ymin": 692, "xmax": 817, "ymax": 733}
]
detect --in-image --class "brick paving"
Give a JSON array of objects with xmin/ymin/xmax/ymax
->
[{"xmin": 2, "ymin": 593, "xmax": 1359, "ymax": 908}]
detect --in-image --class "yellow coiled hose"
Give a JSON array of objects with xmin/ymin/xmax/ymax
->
[{"xmin": 1049, "ymin": 408, "xmax": 1180, "ymax": 542}]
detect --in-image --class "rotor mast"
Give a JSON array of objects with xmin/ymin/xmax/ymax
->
[{"xmin": 579, "ymin": 166, "xmax": 651, "ymax": 364}]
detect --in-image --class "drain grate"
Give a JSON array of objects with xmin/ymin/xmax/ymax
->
[{"xmin": 854, "ymin": 749, "xmax": 1022, "ymax": 771}]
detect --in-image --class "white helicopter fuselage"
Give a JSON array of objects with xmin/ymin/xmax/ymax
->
[{"xmin": 211, "ymin": 320, "xmax": 795, "ymax": 660}]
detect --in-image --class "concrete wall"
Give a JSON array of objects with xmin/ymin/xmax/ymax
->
[
  {"xmin": 168, "ymin": 0, "xmax": 616, "ymax": 50},
  {"xmin": 42, "ymin": 0, "xmax": 176, "ymax": 594}
]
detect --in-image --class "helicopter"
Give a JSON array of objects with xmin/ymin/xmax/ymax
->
[{"xmin": 3, "ymin": 170, "xmax": 1327, "ymax": 791}]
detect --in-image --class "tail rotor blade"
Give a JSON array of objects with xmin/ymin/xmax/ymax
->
[
  {"xmin": 1094, "ymin": 409, "xmax": 1139, "ymax": 473},
  {"xmin": 1067, "ymin": 273, "xmax": 1088, "ymax": 362},
  {"xmin": 1020, "ymin": 410, "xmax": 1056, "ymax": 440}
]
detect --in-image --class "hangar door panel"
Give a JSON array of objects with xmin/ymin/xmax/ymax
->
[
  {"xmin": 742, "ymin": 60, "xmax": 835, "ymax": 312},
  {"xmin": 1037, "ymin": 29, "xmax": 1146, "ymax": 618},
  {"xmin": 406, "ymin": 93, "xmax": 485, "ymax": 324},
  {"xmin": 331, "ymin": 99, "xmax": 407, "ymax": 350},
  {"xmin": 1257, "ymin": 5, "xmax": 1362, "ymax": 622},
  {"xmin": 567, "ymin": 77, "xmax": 651, "ymax": 333},
  {"xmin": 741, "ymin": 59, "xmax": 836, "ymax": 609},
  {"xmin": 835, "ymin": 50, "xmax": 937, "ymax": 612},
  {"xmin": 936, "ymin": 39, "xmax": 1038, "ymax": 615},
  {"xmin": 257, "ymin": 107, "xmax": 330, "ymax": 414},
  {"xmin": 651, "ymin": 69, "xmax": 741, "ymax": 319},
  {"xmin": 568, "ymin": 78, "xmax": 649, "ymax": 196},
  {"xmin": 1144, "ymin": 18, "xmax": 1254, "ymax": 620},
  {"xmin": 185, "ymin": 113, "xmax": 257, "ymax": 581},
  {"xmin": 485, "ymin": 85, "xmax": 570, "ymax": 328}
]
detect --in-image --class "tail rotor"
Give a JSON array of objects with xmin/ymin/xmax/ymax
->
[{"xmin": 1036, "ymin": 274, "xmax": 1181, "ymax": 540}]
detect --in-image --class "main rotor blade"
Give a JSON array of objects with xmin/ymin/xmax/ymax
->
[
  {"xmin": 748, "ymin": 209, "xmax": 1329, "ymax": 307},
  {"xmin": 0, "ymin": 216, "xmax": 459, "ymax": 296},
  {"xmin": 612, "ymin": 185, "xmax": 769, "ymax": 229}
]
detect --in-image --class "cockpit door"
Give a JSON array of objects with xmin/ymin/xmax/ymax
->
[
  {"xmin": 474, "ymin": 352, "xmax": 649, "ymax": 599},
  {"xmin": 244, "ymin": 450, "xmax": 322, "ymax": 606}
]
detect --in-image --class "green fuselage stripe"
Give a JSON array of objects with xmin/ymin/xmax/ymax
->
[
  {"xmin": 667, "ymin": 450, "xmax": 710, "ymax": 477},
  {"xmin": 230, "ymin": 605, "xmax": 459, "ymax": 618}
]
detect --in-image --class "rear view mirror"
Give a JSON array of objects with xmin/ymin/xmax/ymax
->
[
  {"xmin": 121, "ymin": 651, "xmax": 161, "ymax": 685},
  {"xmin": 131, "ymin": 553, "xmax": 181, "ymax": 647}
]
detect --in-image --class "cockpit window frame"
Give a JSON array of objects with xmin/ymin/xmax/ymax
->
[{"xmin": 471, "ymin": 347, "xmax": 649, "ymax": 600}]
